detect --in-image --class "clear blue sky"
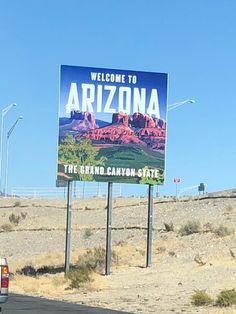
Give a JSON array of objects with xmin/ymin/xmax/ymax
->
[{"xmin": 0, "ymin": 0, "xmax": 235, "ymax": 196}]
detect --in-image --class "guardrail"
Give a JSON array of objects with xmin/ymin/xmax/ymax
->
[{"xmin": 11, "ymin": 182, "xmax": 122, "ymax": 199}]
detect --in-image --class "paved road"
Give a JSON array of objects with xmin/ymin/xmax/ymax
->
[{"xmin": 2, "ymin": 294, "xmax": 133, "ymax": 314}]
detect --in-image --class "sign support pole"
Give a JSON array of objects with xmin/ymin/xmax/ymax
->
[
  {"xmin": 65, "ymin": 180, "xmax": 73, "ymax": 274},
  {"xmin": 105, "ymin": 182, "xmax": 113, "ymax": 275},
  {"xmin": 146, "ymin": 184, "xmax": 154, "ymax": 267}
]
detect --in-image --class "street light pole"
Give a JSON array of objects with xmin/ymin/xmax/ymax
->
[
  {"xmin": 0, "ymin": 103, "xmax": 17, "ymax": 192},
  {"xmin": 4, "ymin": 116, "xmax": 23, "ymax": 196},
  {"xmin": 167, "ymin": 99, "xmax": 195, "ymax": 198}
]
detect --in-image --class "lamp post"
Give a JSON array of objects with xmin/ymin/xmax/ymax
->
[
  {"xmin": 0, "ymin": 103, "xmax": 17, "ymax": 192},
  {"xmin": 168, "ymin": 99, "xmax": 195, "ymax": 111},
  {"xmin": 4, "ymin": 116, "xmax": 23, "ymax": 196},
  {"xmin": 155, "ymin": 99, "xmax": 195, "ymax": 198}
]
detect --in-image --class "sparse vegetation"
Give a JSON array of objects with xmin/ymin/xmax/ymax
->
[
  {"xmin": 213, "ymin": 225, "xmax": 234, "ymax": 237},
  {"xmin": 52, "ymin": 274, "xmax": 68, "ymax": 287},
  {"xmin": 3, "ymin": 193, "xmax": 236, "ymax": 313},
  {"xmin": 66, "ymin": 267, "xmax": 92, "ymax": 289},
  {"xmin": 8, "ymin": 212, "xmax": 27, "ymax": 226},
  {"xmin": 225, "ymin": 205, "xmax": 234, "ymax": 212},
  {"xmin": 191, "ymin": 289, "xmax": 212, "ymax": 306},
  {"xmin": 20, "ymin": 212, "xmax": 27, "ymax": 219},
  {"xmin": 216, "ymin": 289, "xmax": 236, "ymax": 307},
  {"xmin": 77, "ymin": 246, "xmax": 118, "ymax": 273},
  {"xmin": 194, "ymin": 254, "xmax": 206, "ymax": 266},
  {"xmin": 115, "ymin": 239, "xmax": 128, "ymax": 247},
  {"xmin": 179, "ymin": 220, "xmax": 201, "ymax": 236},
  {"xmin": 203, "ymin": 222, "xmax": 214, "ymax": 232},
  {"xmin": 85, "ymin": 205, "xmax": 93, "ymax": 210},
  {"xmin": 157, "ymin": 246, "xmax": 166, "ymax": 254},
  {"xmin": 65, "ymin": 247, "xmax": 119, "ymax": 290},
  {"xmin": 191, "ymin": 288, "xmax": 236, "ymax": 307},
  {"xmin": 13, "ymin": 200, "xmax": 21, "ymax": 207},
  {"xmin": 9, "ymin": 213, "xmax": 21, "ymax": 226},
  {"xmin": 164, "ymin": 222, "xmax": 174, "ymax": 232},
  {"xmin": 0, "ymin": 223, "xmax": 13, "ymax": 232},
  {"xmin": 84, "ymin": 228, "xmax": 93, "ymax": 239}
]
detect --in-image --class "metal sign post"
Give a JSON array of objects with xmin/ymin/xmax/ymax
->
[
  {"xmin": 65, "ymin": 180, "xmax": 73, "ymax": 274},
  {"xmin": 105, "ymin": 182, "xmax": 113, "ymax": 275},
  {"xmin": 146, "ymin": 184, "xmax": 154, "ymax": 267},
  {"xmin": 173, "ymin": 178, "xmax": 181, "ymax": 198}
]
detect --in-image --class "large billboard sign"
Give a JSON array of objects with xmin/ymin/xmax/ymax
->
[{"xmin": 57, "ymin": 65, "xmax": 168, "ymax": 185}]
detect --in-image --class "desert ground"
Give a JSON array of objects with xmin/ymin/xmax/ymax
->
[{"xmin": 0, "ymin": 189, "xmax": 236, "ymax": 314}]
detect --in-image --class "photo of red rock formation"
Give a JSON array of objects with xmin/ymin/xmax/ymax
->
[{"xmin": 64, "ymin": 111, "xmax": 166, "ymax": 151}]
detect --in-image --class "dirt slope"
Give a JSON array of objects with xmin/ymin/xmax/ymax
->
[{"xmin": 0, "ymin": 190, "xmax": 236, "ymax": 313}]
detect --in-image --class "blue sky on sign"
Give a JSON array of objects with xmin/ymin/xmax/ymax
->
[{"xmin": 0, "ymin": 0, "xmax": 236, "ymax": 196}]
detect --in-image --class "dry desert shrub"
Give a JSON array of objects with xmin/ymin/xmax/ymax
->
[
  {"xmin": 20, "ymin": 212, "xmax": 27, "ymax": 219},
  {"xmin": 9, "ymin": 213, "xmax": 21, "ymax": 226},
  {"xmin": 52, "ymin": 273, "xmax": 68, "ymax": 287},
  {"xmin": 194, "ymin": 254, "xmax": 206, "ymax": 266},
  {"xmin": 66, "ymin": 267, "xmax": 92, "ymax": 289},
  {"xmin": 114, "ymin": 239, "xmax": 128, "ymax": 247},
  {"xmin": 203, "ymin": 222, "xmax": 214, "ymax": 232},
  {"xmin": 8, "ymin": 211, "xmax": 27, "ymax": 226},
  {"xmin": 83, "ymin": 228, "xmax": 93, "ymax": 239},
  {"xmin": 213, "ymin": 225, "xmax": 234, "ymax": 237},
  {"xmin": 12, "ymin": 274, "xmax": 39, "ymax": 294},
  {"xmin": 216, "ymin": 289, "xmax": 236, "ymax": 307},
  {"xmin": 13, "ymin": 200, "xmax": 21, "ymax": 207},
  {"xmin": 191, "ymin": 288, "xmax": 236, "ymax": 307},
  {"xmin": 77, "ymin": 246, "xmax": 118, "ymax": 273},
  {"xmin": 191, "ymin": 289, "xmax": 212, "ymax": 306},
  {"xmin": 84, "ymin": 205, "xmax": 93, "ymax": 210},
  {"xmin": 13, "ymin": 273, "xmax": 68, "ymax": 296},
  {"xmin": 65, "ymin": 246, "xmax": 119, "ymax": 290},
  {"xmin": 164, "ymin": 222, "xmax": 174, "ymax": 232},
  {"xmin": 179, "ymin": 220, "xmax": 201, "ymax": 236},
  {"xmin": 225, "ymin": 205, "xmax": 235, "ymax": 213},
  {"xmin": 0, "ymin": 223, "xmax": 13, "ymax": 232},
  {"xmin": 157, "ymin": 246, "xmax": 166, "ymax": 254},
  {"xmin": 19, "ymin": 278, "xmax": 39, "ymax": 294}
]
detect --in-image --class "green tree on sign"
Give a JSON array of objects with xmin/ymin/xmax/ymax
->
[
  {"xmin": 58, "ymin": 135, "xmax": 106, "ymax": 180},
  {"xmin": 139, "ymin": 167, "xmax": 164, "ymax": 185},
  {"xmin": 58, "ymin": 134, "xmax": 78, "ymax": 164}
]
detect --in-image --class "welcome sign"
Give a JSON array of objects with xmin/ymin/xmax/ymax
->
[{"xmin": 57, "ymin": 65, "xmax": 168, "ymax": 185}]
